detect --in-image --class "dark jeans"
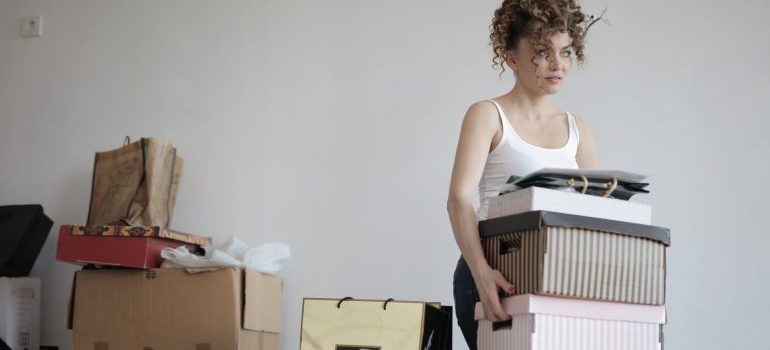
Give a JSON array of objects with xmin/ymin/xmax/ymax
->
[{"xmin": 453, "ymin": 257, "xmax": 479, "ymax": 350}]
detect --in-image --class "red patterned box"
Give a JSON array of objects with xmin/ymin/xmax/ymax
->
[{"xmin": 56, "ymin": 225, "xmax": 211, "ymax": 269}]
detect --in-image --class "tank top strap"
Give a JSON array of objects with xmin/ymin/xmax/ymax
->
[
  {"xmin": 487, "ymin": 99, "xmax": 513, "ymax": 135},
  {"xmin": 566, "ymin": 112, "xmax": 581, "ymax": 147}
]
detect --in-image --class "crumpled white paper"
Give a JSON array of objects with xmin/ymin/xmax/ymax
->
[
  {"xmin": 161, "ymin": 236, "xmax": 291, "ymax": 275},
  {"xmin": 243, "ymin": 243, "xmax": 291, "ymax": 275}
]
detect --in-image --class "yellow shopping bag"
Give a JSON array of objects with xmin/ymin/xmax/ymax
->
[{"xmin": 300, "ymin": 297, "xmax": 452, "ymax": 350}]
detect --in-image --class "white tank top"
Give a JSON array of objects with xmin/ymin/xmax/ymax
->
[{"xmin": 477, "ymin": 99, "xmax": 580, "ymax": 219}]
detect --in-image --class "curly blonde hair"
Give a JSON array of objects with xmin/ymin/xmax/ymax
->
[{"xmin": 490, "ymin": 0, "xmax": 588, "ymax": 73}]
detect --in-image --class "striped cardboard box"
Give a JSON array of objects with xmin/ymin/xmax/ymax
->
[
  {"xmin": 475, "ymin": 295, "xmax": 665, "ymax": 350},
  {"xmin": 479, "ymin": 211, "xmax": 670, "ymax": 305}
]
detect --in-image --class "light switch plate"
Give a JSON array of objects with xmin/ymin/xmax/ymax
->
[{"xmin": 21, "ymin": 16, "xmax": 43, "ymax": 38}]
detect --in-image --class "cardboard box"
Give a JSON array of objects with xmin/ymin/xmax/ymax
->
[
  {"xmin": 300, "ymin": 298, "xmax": 452, "ymax": 350},
  {"xmin": 0, "ymin": 277, "xmax": 40, "ymax": 350},
  {"xmin": 69, "ymin": 267, "xmax": 281, "ymax": 350},
  {"xmin": 486, "ymin": 187, "xmax": 652, "ymax": 224},
  {"xmin": 56, "ymin": 224, "xmax": 211, "ymax": 269},
  {"xmin": 0, "ymin": 205, "xmax": 53, "ymax": 277},
  {"xmin": 475, "ymin": 294, "xmax": 665, "ymax": 350},
  {"xmin": 479, "ymin": 211, "xmax": 670, "ymax": 305}
]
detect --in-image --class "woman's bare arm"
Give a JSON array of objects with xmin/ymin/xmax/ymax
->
[{"xmin": 447, "ymin": 101, "xmax": 516, "ymax": 321}]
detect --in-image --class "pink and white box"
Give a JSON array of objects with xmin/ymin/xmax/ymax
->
[{"xmin": 475, "ymin": 294, "xmax": 666, "ymax": 350}]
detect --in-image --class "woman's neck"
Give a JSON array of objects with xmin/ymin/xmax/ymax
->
[{"xmin": 504, "ymin": 84, "xmax": 558, "ymax": 121}]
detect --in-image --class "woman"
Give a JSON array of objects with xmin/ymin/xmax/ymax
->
[{"xmin": 447, "ymin": 0, "xmax": 599, "ymax": 348}]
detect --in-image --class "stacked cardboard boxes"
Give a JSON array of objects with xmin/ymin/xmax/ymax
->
[
  {"xmin": 58, "ymin": 229, "xmax": 284, "ymax": 350},
  {"xmin": 476, "ymin": 183, "xmax": 670, "ymax": 349},
  {"xmin": 57, "ymin": 138, "xmax": 283, "ymax": 349}
]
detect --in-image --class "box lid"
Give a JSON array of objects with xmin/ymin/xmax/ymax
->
[
  {"xmin": 61, "ymin": 224, "xmax": 211, "ymax": 246},
  {"xmin": 0, "ymin": 205, "xmax": 53, "ymax": 277},
  {"xmin": 56, "ymin": 225, "xmax": 191, "ymax": 269},
  {"xmin": 474, "ymin": 294, "xmax": 666, "ymax": 324},
  {"xmin": 478, "ymin": 211, "xmax": 670, "ymax": 246}
]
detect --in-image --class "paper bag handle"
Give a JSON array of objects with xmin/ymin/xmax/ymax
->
[{"xmin": 336, "ymin": 297, "xmax": 397, "ymax": 310}]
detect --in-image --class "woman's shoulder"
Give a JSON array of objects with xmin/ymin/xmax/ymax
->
[
  {"xmin": 569, "ymin": 112, "xmax": 593, "ymax": 136},
  {"xmin": 570, "ymin": 112, "xmax": 589, "ymax": 125},
  {"xmin": 462, "ymin": 99, "xmax": 500, "ymax": 127},
  {"xmin": 571, "ymin": 112, "xmax": 599, "ymax": 167}
]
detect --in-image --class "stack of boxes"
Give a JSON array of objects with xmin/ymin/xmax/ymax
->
[
  {"xmin": 475, "ymin": 179, "xmax": 669, "ymax": 349},
  {"xmin": 56, "ymin": 139, "xmax": 283, "ymax": 350}
]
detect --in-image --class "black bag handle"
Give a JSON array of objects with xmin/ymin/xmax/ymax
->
[
  {"xmin": 335, "ymin": 297, "xmax": 397, "ymax": 310},
  {"xmin": 336, "ymin": 296, "xmax": 354, "ymax": 308}
]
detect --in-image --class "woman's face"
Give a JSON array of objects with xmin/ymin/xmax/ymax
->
[{"xmin": 507, "ymin": 31, "xmax": 574, "ymax": 96}]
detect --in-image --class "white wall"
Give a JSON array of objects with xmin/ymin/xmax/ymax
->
[{"xmin": 1, "ymin": 0, "xmax": 768, "ymax": 349}]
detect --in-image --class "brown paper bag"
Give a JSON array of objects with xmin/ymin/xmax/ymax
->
[{"xmin": 87, "ymin": 137, "xmax": 183, "ymax": 227}]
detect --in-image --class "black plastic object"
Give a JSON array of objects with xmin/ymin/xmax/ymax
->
[{"xmin": 0, "ymin": 205, "xmax": 53, "ymax": 277}]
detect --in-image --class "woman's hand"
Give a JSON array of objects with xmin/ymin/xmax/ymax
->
[{"xmin": 473, "ymin": 264, "xmax": 516, "ymax": 322}]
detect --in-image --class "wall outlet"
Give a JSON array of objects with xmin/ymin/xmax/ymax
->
[{"xmin": 21, "ymin": 16, "xmax": 43, "ymax": 38}]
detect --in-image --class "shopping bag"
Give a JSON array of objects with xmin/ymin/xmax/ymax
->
[
  {"xmin": 300, "ymin": 297, "xmax": 452, "ymax": 350},
  {"xmin": 505, "ymin": 168, "xmax": 649, "ymax": 200},
  {"xmin": 87, "ymin": 137, "xmax": 183, "ymax": 227}
]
